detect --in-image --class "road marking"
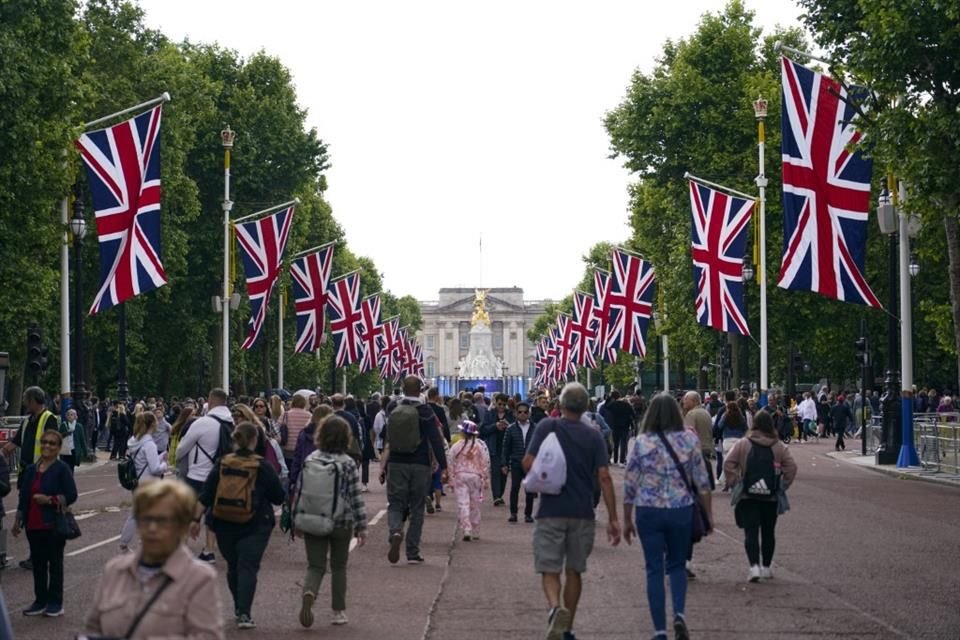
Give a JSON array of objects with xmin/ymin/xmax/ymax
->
[
  {"xmin": 369, "ymin": 508, "xmax": 387, "ymax": 526},
  {"xmin": 78, "ymin": 488, "xmax": 105, "ymax": 497},
  {"xmin": 66, "ymin": 534, "xmax": 121, "ymax": 557},
  {"xmin": 74, "ymin": 510, "xmax": 99, "ymax": 521},
  {"xmin": 349, "ymin": 537, "xmax": 359, "ymax": 552}
]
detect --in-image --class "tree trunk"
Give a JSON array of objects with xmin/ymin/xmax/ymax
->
[{"xmin": 944, "ymin": 214, "xmax": 960, "ymax": 393}]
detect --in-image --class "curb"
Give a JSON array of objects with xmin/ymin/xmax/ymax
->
[{"xmin": 826, "ymin": 451, "xmax": 960, "ymax": 489}]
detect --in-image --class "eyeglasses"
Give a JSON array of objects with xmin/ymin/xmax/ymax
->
[
  {"xmin": 136, "ymin": 515, "xmax": 178, "ymax": 529},
  {"xmin": 40, "ymin": 440, "xmax": 60, "ymax": 446},
  {"xmin": 516, "ymin": 410, "xmax": 529, "ymax": 414}
]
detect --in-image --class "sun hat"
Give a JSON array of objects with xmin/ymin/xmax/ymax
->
[{"xmin": 460, "ymin": 420, "xmax": 479, "ymax": 436}]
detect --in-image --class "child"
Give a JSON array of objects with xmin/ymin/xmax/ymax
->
[{"xmin": 447, "ymin": 421, "xmax": 490, "ymax": 541}]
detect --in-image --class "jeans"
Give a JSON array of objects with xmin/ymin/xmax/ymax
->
[
  {"xmin": 508, "ymin": 464, "xmax": 536, "ymax": 517},
  {"xmin": 26, "ymin": 530, "xmax": 65, "ymax": 606},
  {"xmin": 612, "ymin": 428, "xmax": 630, "ymax": 464},
  {"xmin": 215, "ymin": 526, "xmax": 272, "ymax": 616},
  {"xmin": 835, "ymin": 430, "xmax": 846, "ymax": 450},
  {"xmin": 636, "ymin": 506, "xmax": 692, "ymax": 634},
  {"xmin": 489, "ymin": 457, "xmax": 507, "ymax": 501},
  {"xmin": 386, "ymin": 463, "xmax": 431, "ymax": 558},
  {"xmin": 303, "ymin": 527, "xmax": 352, "ymax": 611},
  {"xmin": 738, "ymin": 500, "xmax": 778, "ymax": 566}
]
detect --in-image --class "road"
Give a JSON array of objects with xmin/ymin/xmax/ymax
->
[{"xmin": 3, "ymin": 439, "xmax": 958, "ymax": 639}]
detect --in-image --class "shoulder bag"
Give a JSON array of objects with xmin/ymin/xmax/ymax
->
[
  {"xmin": 76, "ymin": 575, "xmax": 172, "ymax": 640},
  {"xmin": 657, "ymin": 432, "xmax": 712, "ymax": 543},
  {"xmin": 56, "ymin": 501, "xmax": 81, "ymax": 540}
]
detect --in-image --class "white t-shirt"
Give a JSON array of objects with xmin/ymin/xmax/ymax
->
[{"xmin": 175, "ymin": 405, "xmax": 233, "ymax": 482}]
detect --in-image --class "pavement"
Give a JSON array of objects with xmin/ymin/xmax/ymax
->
[
  {"xmin": 2, "ymin": 440, "xmax": 959, "ymax": 639},
  {"xmin": 826, "ymin": 449, "xmax": 960, "ymax": 488}
]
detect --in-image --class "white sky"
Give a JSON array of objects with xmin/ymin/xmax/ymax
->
[{"xmin": 138, "ymin": 0, "xmax": 803, "ymax": 302}]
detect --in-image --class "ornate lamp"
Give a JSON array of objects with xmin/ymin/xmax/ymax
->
[
  {"xmin": 752, "ymin": 95, "xmax": 768, "ymax": 120},
  {"xmin": 220, "ymin": 125, "xmax": 236, "ymax": 149}
]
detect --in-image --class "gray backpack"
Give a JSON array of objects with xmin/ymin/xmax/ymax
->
[
  {"xmin": 387, "ymin": 404, "xmax": 422, "ymax": 454},
  {"xmin": 293, "ymin": 452, "xmax": 347, "ymax": 536}
]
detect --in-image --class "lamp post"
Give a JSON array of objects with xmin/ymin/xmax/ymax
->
[
  {"xmin": 753, "ymin": 95, "xmax": 769, "ymax": 407},
  {"xmin": 653, "ymin": 309, "xmax": 668, "ymax": 394},
  {"xmin": 897, "ymin": 180, "xmax": 920, "ymax": 467},
  {"xmin": 742, "ymin": 255, "xmax": 754, "ymax": 395},
  {"xmin": 221, "ymin": 125, "xmax": 236, "ymax": 395},
  {"xmin": 70, "ymin": 191, "xmax": 88, "ymax": 402}
]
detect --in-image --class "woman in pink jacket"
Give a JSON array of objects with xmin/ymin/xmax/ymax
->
[{"xmin": 447, "ymin": 420, "xmax": 490, "ymax": 541}]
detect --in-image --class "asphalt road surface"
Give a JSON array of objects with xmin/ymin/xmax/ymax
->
[{"xmin": 3, "ymin": 439, "xmax": 958, "ymax": 639}]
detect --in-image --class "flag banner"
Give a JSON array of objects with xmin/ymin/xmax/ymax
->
[
  {"xmin": 379, "ymin": 316, "xmax": 402, "ymax": 381},
  {"xmin": 235, "ymin": 205, "xmax": 295, "ymax": 349},
  {"xmin": 396, "ymin": 326, "xmax": 414, "ymax": 379},
  {"xmin": 605, "ymin": 248, "xmax": 655, "ymax": 358},
  {"xmin": 689, "ymin": 180, "xmax": 753, "ymax": 335},
  {"xmin": 76, "ymin": 105, "xmax": 167, "ymax": 314},
  {"xmin": 592, "ymin": 269, "xmax": 618, "ymax": 363},
  {"xmin": 411, "ymin": 339, "xmax": 425, "ymax": 378},
  {"xmin": 326, "ymin": 271, "xmax": 363, "ymax": 367},
  {"xmin": 778, "ymin": 56, "xmax": 881, "ymax": 307},
  {"xmin": 554, "ymin": 314, "xmax": 577, "ymax": 382},
  {"xmin": 290, "ymin": 242, "xmax": 335, "ymax": 353},
  {"xmin": 570, "ymin": 291, "xmax": 599, "ymax": 369},
  {"xmin": 357, "ymin": 294, "xmax": 384, "ymax": 374},
  {"xmin": 533, "ymin": 338, "xmax": 549, "ymax": 387}
]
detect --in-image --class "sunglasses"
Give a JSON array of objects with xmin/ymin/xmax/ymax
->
[
  {"xmin": 516, "ymin": 410, "xmax": 529, "ymax": 414},
  {"xmin": 40, "ymin": 440, "xmax": 60, "ymax": 446}
]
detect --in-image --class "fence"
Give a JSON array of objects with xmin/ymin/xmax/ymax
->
[
  {"xmin": 861, "ymin": 411, "xmax": 960, "ymax": 474},
  {"xmin": 0, "ymin": 415, "xmax": 22, "ymax": 476}
]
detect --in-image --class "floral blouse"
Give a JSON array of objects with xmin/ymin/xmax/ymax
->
[
  {"xmin": 448, "ymin": 438, "xmax": 491, "ymax": 486},
  {"xmin": 624, "ymin": 430, "xmax": 711, "ymax": 509}
]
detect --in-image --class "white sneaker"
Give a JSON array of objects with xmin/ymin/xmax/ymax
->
[
  {"xmin": 760, "ymin": 565, "xmax": 773, "ymax": 579},
  {"xmin": 331, "ymin": 610, "xmax": 348, "ymax": 626},
  {"xmin": 749, "ymin": 565, "xmax": 761, "ymax": 582}
]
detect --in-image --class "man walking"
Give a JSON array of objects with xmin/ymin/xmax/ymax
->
[
  {"xmin": 831, "ymin": 394, "xmax": 854, "ymax": 451},
  {"xmin": 501, "ymin": 402, "xmax": 536, "ymax": 523},
  {"xmin": 480, "ymin": 393, "xmax": 513, "ymax": 506},
  {"xmin": 604, "ymin": 391, "xmax": 635, "ymax": 466},
  {"xmin": 382, "ymin": 376, "xmax": 448, "ymax": 565},
  {"xmin": 523, "ymin": 383, "xmax": 620, "ymax": 640}
]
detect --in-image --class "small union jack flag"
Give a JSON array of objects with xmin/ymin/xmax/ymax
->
[
  {"xmin": 235, "ymin": 205, "xmax": 295, "ymax": 350},
  {"xmin": 357, "ymin": 294, "xmax": 384, "ymax": 374},
  {"xmin": 689, "ymin": 180, "xmax": 753, "ymax": 335},
  {"xmin": 410, "ymin": 339, "xmax": 425, "ymax": 378},
  {"xmin": 592, "ymin": 269, "xmax": 618, "ymax": 363},
  {"xmin": 778, "ymin": 56, "xmax": 881, "ymax": 307},
  {"xmin": 76, "ymin": 105, "xmax": 167, "ymax": 314},
  {"xmin": 569, "ymin": 291, "xmax": 599, "ymax": 369},
  {"xmin": 533, "ymin": 339, "xmax": 549, "ymax": 387},
  {"xmin": 554, "ymin": 314, "xmax": 577, "ymax": 382},
  {"xmin": 544, "ymin": 329, "xmax": 559, "ymax": 385},
  {"xmin": 605, "ymin": 248, "xmax": 655, "ymax": 358},
  {"xmin": 290, "ymin": 242, "xmax": 335, "ymax": 353},
  {"xmin": 326, "ymin": 271, "xmax": 363, "ymax": 367},
  {"xmin": 379, "ymin": 316, "xmax": 402, "ymax": 380}
]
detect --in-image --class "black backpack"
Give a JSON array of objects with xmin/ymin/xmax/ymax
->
[
  {"xmin": 118, "ymin": 448, "xmax": 146, "ymax": 491},
  {"xmin": 195, "ymin": 416, "xmax": 234, "ymax": 464},
  {"xmin": 742, "ymin": 441, "xmax": 779, "ymax": 497}
]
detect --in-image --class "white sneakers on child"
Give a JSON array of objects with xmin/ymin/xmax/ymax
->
[
  {"xmin": 760, "ymin": 565, "xmax": 773, "ymax": 579},
  {"xmin": 332, "ymin": 610, "xmax": 348, "ymax": 626}
]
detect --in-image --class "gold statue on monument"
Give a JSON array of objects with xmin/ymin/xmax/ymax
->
[{"xmin": 471, "ymin": 288, "xmax": 490, "ymax": 327}]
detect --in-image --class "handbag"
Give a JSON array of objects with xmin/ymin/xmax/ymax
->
[
  {"xmin": 56, "ymin": 503, "xmax": 82, "ymax": 540},
  {"xmin": 657, "ymin": 432, "xmax": 712, "ymax": 543}
]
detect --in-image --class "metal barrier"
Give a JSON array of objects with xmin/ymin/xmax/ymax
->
[
  {"xmin": 0, "ymin": 415, "xmax": 23, "ymax": 476},
  {"xmin": 915, "ymin": 412, "xmax": 960, "ymax": 474}
]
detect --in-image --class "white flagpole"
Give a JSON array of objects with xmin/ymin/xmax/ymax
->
[
  {"xmin": 278, "ymin": 288, "xmax": 285, "ymax": 391},
  {"xmin": 221, "ymin": 126, "xmax": 234, "ymax": 394},
  {"xmin": 753, "ymin": 98, "xmax": 770, "ymax": 405}
]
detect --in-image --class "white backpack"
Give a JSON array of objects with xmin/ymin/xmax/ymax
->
[
  {"xmin": 523, "ymin": 431, "xmax": 567, "ymax": 495},
  {"xmin": 294, "ymin": 452, "xmax": 348, "ymax": 536}
]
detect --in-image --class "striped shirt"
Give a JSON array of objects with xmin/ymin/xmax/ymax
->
[{"xmin": 281, "ymin": 408, "xmax": 313, "ymax": 456}]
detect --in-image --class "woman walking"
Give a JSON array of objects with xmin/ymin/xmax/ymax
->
[
  {"xmin": 119, "ymin": 412, "xmax": 167, "ymax": 553},
  {"xmin": 12, "ymin": 429, "xmax": 78, "ymax": 617},
  {"xmin": 622, "ymin": 393, "xmax": 713, "ymax": 640},
  {"xmin": 447, "ymin": 420, "xmax": 490, "ymax": 541},
  {"xmin": 294, "ymin": 416, "xmax": 368, "ymax": 628},
  {"xmin": 196, "ymin": 422, "xmax": 285, "ymax": 630},
  {"xmin": 723, "ymin": 409, "xmax": 797, "ymax": 581}
]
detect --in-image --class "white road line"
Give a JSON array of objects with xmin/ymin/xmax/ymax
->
[
  {"xmin": 349, "ymin": 538, "xmax": 359, "ymax": 552},
  {"xmin": 78, "ymin": 488, "xmax": 105, "ymax": 497},
  {"xmin": 369, "ymin": 508, "xmax": 387, "ymax": 526},
  {"xmin": 66, "ymin": 534, "xmax": 121, "ymax": 557},
  {"xmin": 74, "ymin": 511, "xmax": 100, "ymax": 521}
]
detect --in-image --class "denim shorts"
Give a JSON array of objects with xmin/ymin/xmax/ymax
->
[{"xmin": 533, "ymin": 517, "xmax": 596, "ymax": 574}]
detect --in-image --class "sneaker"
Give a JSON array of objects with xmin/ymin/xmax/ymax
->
[
  {"xmin": 470, "ymin": 532, "xmax": 479, "ymax": 540},
  {"xmin": 508, "ymin": 514, "xmax": 518, "ymax": 523},
  {"xmin": 546, "ymin": 606, "xmax": 572, "ymax": 640},
  {"xmin": 331, "ymin": 610, "xmax": 348, "ymax": 626},
  {"xmin": 407, "ymin": 555, "xmax": 425, "ymax": 564},
  {"xmin": 299, "ymin": 592, "xmax": 315, "ymax": 628},
  {"xmin": 674, "ymin": 615, "xmax": 690, "ymax": 640},
  {"xmin": 749, "ymin": 564, "xmax": 761, "ymax": 582},
  {"xmin": 760, "ymin": 565, "xmax": 774, "ymax": 579},
  {"xmin": 237, "ymin": 614, "xmax": 256, "ymax": 629},
  {"xmin": 426, "ymin": 502, "xmax": 435, "ymax": 514},
  {"xmin": 19, "ymin": 559, "xmax": 33, "ymax": 571},
  {"xmin": 434, "ymin": 502, "xmax": 442, "ymax": 512},
  {"xmin": 387, "ymin": 531, "xmax": 403, "ymax": 564},
  {"xmin": 685, "ymin": 561, "xmax": 696, "ymax": 579},
  {"xmin": 361, "ymin": 484, "xmax": 369, "ymax": 493},
  {"xmin": 22, "ymin": 602, "xmax": 46, "ymax": 616},
  {"xmin": 493, "ymin": 498, "xmax": 505, "ymax": 507},
  {"xmin": 462, "ymin": 533, "xmax": 472, "ymax": 542},
  {"xmin": 524, "ymin": 515, "xmax": 535, "ymax": 524},
  {"xmin": 198, "ymin": 551, "xmax": 216, "ymax": 564},
  {"xmin": 119, "ymin": 544, "xmax": 131, "ymax": 554},
  {"xmin": 43, "ymin": 604, "xmax": 64, "ymax": 617}
]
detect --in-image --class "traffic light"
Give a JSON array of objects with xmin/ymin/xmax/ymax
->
[
  {"xmin": 855, "ymin": 337, "xmax": 868, "ymax": 366},
  {"xmin": 791, "ymin": 352, "xmax": 804, "ymax": 374},
  {"xmin": 721, "ymin": 343, "xmax": 732, "ymax": 371},
  {"xmin": 27, "ymin": 324, "xmax": 44, "ymax": 374}
]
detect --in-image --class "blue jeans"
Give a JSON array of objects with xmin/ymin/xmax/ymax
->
[{"xmin": 636, "ymin": 505, "xmax": 693, "ymax": 633}]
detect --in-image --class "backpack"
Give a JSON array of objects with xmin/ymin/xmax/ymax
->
[
  {"xmin": 118, "ymin": 448, "xmax": 146, "ymax": 491},
  {"xmin": 293, "ymin": 453, "xmax": 348, "ymax": 536},
  {"xmin": 195, "ymin": 416, "xmax": 234, "ymax": 465},
  {"xmin": 386, "ymin": 404, "xmax": 422, "ymax": 454},
  {"xmin": 742, "ymin": 441, "xmax": 779, "ymax": 497},
  {"xmin": 523, "ymin": 430, "xmax": 567, "ymax": 495},
  {"xmin": 212, "ymin": 454, "xmax": 262, "ymax": 523}
]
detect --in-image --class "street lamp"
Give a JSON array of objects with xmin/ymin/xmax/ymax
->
[
  {"xmin": 71, "ymin": 191, "xmax": 88, "ymax": 401},
  {"xmin": 221, "ymin": 125, "xmax": 236, "ymax": 394},
  {"xmin": 909, "ymin": 252, "xmax": 920, "ymax": 278},
  {"xmin": 742, "ymin": 260, "xmax": 754, "ymax": 283},
  {"xmin": 752, "ymin": 94, "xmax": 770, "ymax": 407}
]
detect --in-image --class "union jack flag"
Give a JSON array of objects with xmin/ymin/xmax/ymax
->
[
  {"xmin": 379, "ymin": 316, "xmax": 402, "ymax": 380},
  {"xmin": 554, "ymin": 314, "xmax": 577, "ymax": 381},
  {"xmin": 235, "ymin": 205, "xmax": 295, "ymax": 350},
  {"xmin": 395, "ymin": 327, "xmax": 411, "ymax": 378},
  {"xmin": 689, "ymin": 180, "xmax": 753, "ymax": 335},
  {"xmin": 290, "ymin": 242, "xmax": 335, "ymax": 353},
  {"xmin": 605, "ymin": 248, "xmax": 655, "ymax": 358},
  {"xmin": 357, "ymin": 294, "xmax": 384, "ymax": 374},
  {"xmin": 410, "ymin": 339, "xmax": 425, "ymax": 378},
  {"xmin": 76, "ymin": 105, "xmax": 167, "ymax": 314},
  {"xmin": 544, "ymin": 329, "xmax": 560, "ymax": 384},
  {"xmin": 570, "ymin": 291, "xmax": 598, "ymax": 369},
  {"xmin": 592, "ymin": 269, "xmax": 618, "ymax": 363},
  {"xmin": 533, "ymin": 339, "xmax": 549, "ymax": 387},
  {"xmin": 778, "ymin": 56, "xmax": 881, "ymax": 307},
  {"xmin": 326, "ymin": 271, "xmax": 363, "ymax": 367}
]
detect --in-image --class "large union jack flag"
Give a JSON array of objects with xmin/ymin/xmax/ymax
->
[
  {"xmin": 236, "ymin": 205, "xmax": 294, "ymax": 350},
  {"xmin": 290, "ymin": 242, "xmax": 335, "ymax": 353},
  {"xmin": 76, "ymin": 105, "xmax": 167, "ymax": 314},
  {"xmin": 410, "ymin": 339, "xmax": 425, "ymax": 378},
  {"xmin": 554, "ymin": 314, "xmax": 577, "ymax": 382},
  {"xmin": 605, "ymin": 248, "xmax": 655, "ymax": 358},
  {"xmin": 379, "ymin": 316, "xmax": 402, "ymax": 381},
  {"xmin": 570, "ymin": 291, "xmax": 599, "ymax": 369},
  {"xmin": 592, "ymin": 269, "xmax": 618, "ymax": 363},
  {"xmin": 326, "ymin": 271, "xmax": 363, "ymax": 367},
  {"xmin": 357, "ymin": 294, "xmax": 384, "ymax": 374},
  {"xmin": 689, "ymin": 180, "xmax": 754, "ymax": 335},
  {"xmin": 778, "ymin": 56, "xmax": 880, "ymax": 307}
]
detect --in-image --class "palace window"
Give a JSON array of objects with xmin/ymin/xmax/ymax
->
[
  {"xmin": 426, "ymin": 358, "xmax": 436, "ymax": 378},
  {"xmin": 426, "ymin": 334, "xmax": 435, "ymax": 349}
]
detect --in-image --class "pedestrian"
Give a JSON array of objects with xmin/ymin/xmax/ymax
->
[
  {"xmin": 605, "ymin": 390, "xmax": 635, "ymax": 466},
  {"xmin": 153, "ymin": 404, "xmax": 171, "ymax": 454},
  {"xmin": 716, "ymin": 400, "xmax": 747, "ymax": 485},
  {"xmin": 59, "ymin": 408, "xmax": 81, "ymax": 473},
  {"xmin": 480, "ymin": 393, "xmax": 514, "ymax": 506},
  {"xmin": 448, "ymin": 420, "xmax": 490, "ymax": 541},
  {"xmin": 167, "ymin": 402, "xmax": 196, "ymax": 477},
  {"xmin": 12, "ymin": 429, "xmax": 77, "ymax": 617},
  {"xmin": 119, "ymin": 412, "xmax": 168, "ymax": 553},
  {"xmin": 109, "ymin": 403, "xmax": 131, "ymax": 460},
  {"xmin": 622, "ymin": 393, "xmax": 713, "ymax": 640},
  {"xmin": 381, "ymin": 375, "xmax": 448, "ymax": 565},
  {"xmin": 295, "ymin": 416, "xmax": 368, "ymax": 629},
  {"xmin": 196, "ymin": 421, "xmax": 285, "ymax": 630},
  {"xmin": 280, "ymin": 394, "xmax": 315, "ymax": 469},
  {"xmin": 523, "ymin": 382, "xmax": 620, "ymax": 640},
  {"xmin": 831, "ymin": 395, "xmax": 854, "ymax": 450},
  {"xmin": 289, "ymin": 404, "xmax": 334, "ymax": 493},
  {"xmin": 723, "ymin": 409, "xmax": 797, "ymax": 582},
  {"xmin": 85, "ymin": 480, "xmax": 224, "ymax": 639},
  {"xmin": 680, "ymin": 390, "xmax": 715, "ymax": 579},
  {"xmin": 3, "ymin": 387, "xmax": 59, "ymax": 482},
  {"xmin": 372, "ymin": 395, "xmax": 390, "ymax": 455},
  {"xmin": 501, "ymin": 401, "xmax": 537, "ymax": 523}
]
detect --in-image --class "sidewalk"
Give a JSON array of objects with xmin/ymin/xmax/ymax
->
[{"xmin": 826, "ymin": 449, "xmax": 960, "ymax": 488}]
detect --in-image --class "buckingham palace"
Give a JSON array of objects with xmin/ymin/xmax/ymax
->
[{"xmin": 416, "ymin": 287, "xmax": 548, "ymax": 393}]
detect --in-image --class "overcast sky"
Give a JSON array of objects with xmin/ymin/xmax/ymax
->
[{"xmin": 138, "ymin": 0, "xmax": 804, "ymax": 302}]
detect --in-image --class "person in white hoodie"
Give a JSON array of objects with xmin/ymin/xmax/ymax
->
[
  {"xmin": 119, "ymin": 412, "xmax": 167, "ymax": 553},
  {"xmin": 175, "ymin": 388, "xmax": 233, "ymax": 563}
]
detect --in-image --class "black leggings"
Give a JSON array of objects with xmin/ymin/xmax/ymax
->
[
  {"xmin": 737, "ymin": 499, "xmax": 779, "ymax": 566},
  {"xmin": 612, "ymin": 429, "xmax": 630, "ymax": 464}
]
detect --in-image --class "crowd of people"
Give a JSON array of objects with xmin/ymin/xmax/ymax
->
[{"xmin": 1, "ymin": 376, "xmax": 956, "ymax": 639}]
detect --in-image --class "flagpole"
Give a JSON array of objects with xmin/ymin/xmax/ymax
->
[
  {"xmin": 60, "ymin": 195, "xmax": 71, "ymax": 400},
  {"xmin": 753, "ymin": 97, "xmax": 770, "ymax": 407},
  {"xmin": 83, "ymin": 93, "xmax": 170, "ymax": 130},
  {"xmin": 293, "ymin": 240, "xmax": 335, "ymax": 259},
  {"xmin": 683, "ymin": 172, "xmax": 757, "ymax": 201},
  {"xmin": 278, "ymin": 288, "xmax": 285, "ymax": 391},
  {"xmin": 221, "ymin": 126, "xmax": 235, "ymax": 394},
  {"xmin": 234, "ymin": 198, "xmax": 300, "ymax": 224},
  {"xmin": 773, "ymin": 41, "xmax": 831, "ymax": 67}
]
